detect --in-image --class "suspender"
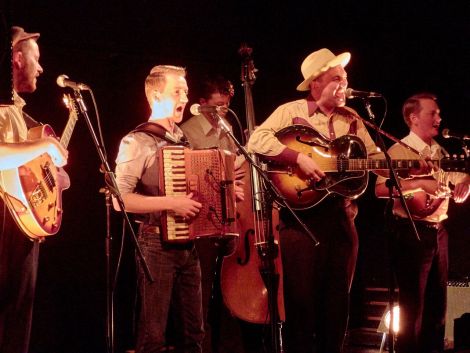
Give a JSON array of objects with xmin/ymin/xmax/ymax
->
[
  {"xmin": 128, "ymin": 122, "xmax": 188, "ymax": 226},
  {"xmin": 131, "ymin": 122, "xmax": 189, "ymax": 146},
  {"xmin": 292, "ymin": 114, "xmax": 358, "ymax": 140},
  {"xmin": 348, "ymin": 119, "xmax": 357, "ymax": 135}
]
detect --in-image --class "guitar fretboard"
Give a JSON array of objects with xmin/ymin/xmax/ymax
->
[
  {"xmin": 343, "ymin": 159, "xmax": 419, "ymax": 171},
  {"xmin": 317, "ymin": 158, "xmax": 467, "ymax": 173},
  {"xmin": 60, "ymin": 95, "xmax": 79, "ymax": 148}
]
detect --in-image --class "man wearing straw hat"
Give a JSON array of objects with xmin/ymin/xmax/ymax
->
[{"xmin": 248, "ymin": 48, "xmax": 382, "ymax": 353}]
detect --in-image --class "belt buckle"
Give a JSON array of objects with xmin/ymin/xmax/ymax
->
[
  {"xmin": 140, "ymin": 224, "xmax": 160, "ymax": 234},
  {"xmin": 428, "ymin": 222, "xmax": 440, "ymax": 229},
  {"xmin": 418, "ymin": 221, "xmax": 439, "ymax": 229}
]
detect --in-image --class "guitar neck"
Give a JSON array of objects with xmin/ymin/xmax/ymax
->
[
  {"xmin": 59, "ymin": 95, "xmax": 79, "ymax": 148},
  {"xmin": 321, "ymin": 158, "xmax": 467, "ymax": 173},
  {"xmin": 345, "ymin": 158, "xmax": 422, "ymax": 171},
  {"xmin": 317, "ymin": 158, "xmax": 421, "ymax": 172}
]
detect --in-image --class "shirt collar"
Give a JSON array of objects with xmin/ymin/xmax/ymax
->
[
  {"xmin": 404, "ymin": 131, "xmax": 440, "ymax": 157},
  {"xmin": 307, "ymin": 96, "xmax": 319, "ymax": 116},
  {"xmin": 0, "ymin": 91, "xmax": 26, "ymax": 109},
  {"xmin": 198, "ymin": 113, "xmax": 231, "ymax": 137},
  {"xmin": 197, "ymin": 113, "xmax": 217, "ymax": 136},
  {"xmin": 306, "ymin": 97, "xmax": 340, "ymax": 118}
]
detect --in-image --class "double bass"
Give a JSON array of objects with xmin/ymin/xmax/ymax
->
[{"xmin": 220, "ymin": 45, "xmax": 285, "ymax": 349}]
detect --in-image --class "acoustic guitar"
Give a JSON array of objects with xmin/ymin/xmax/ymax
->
[
  {"xmin": 0, "ymin": 94, "xmax": 78, "ymax": 239},
  {"xmin": 262, "ymin": 125, "xmax": 469, "ymax": 210}
]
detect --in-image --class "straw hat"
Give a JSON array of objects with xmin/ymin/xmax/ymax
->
[
  {"xmin": 12, "ymin": 26, "xmax": 40, "ymax": 48},
  {"xmin": 296, "ymin": 48, "xmax": 350, "ymax": 91}
]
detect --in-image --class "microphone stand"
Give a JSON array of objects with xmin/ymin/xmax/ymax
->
[
  {"xmin": 359, "ymin": 98, "xmax": 421, "ymax": 352},
  {"xmin": 71, "ymin": 89, "xmax": 154, "ymax": 353},
  {"xmin": 459, "ymin": 138, "xmax": 469, "ymax": 159},
  {"xmin": 216, "ymin": 110, "xmax": 319, "ymax": 353},
  {"xmin": 97, "ymin": 185, "xmax": 115, "ymax": 353}
]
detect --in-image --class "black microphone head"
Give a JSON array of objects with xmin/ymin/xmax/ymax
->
[
  {"xmin": 441, "ymin": 128, "xmax": 450, "ymax": 138},
  {"xmin": 345, "ymin": 88, "xmax": 382, "ymax": 98},
  {"xmin": 56, "ymin": 74, "xmax": 69, "ymax": 88},
  {"xmin": 190, "ymin": 104, "xmax": 200, "ymax": 115}
]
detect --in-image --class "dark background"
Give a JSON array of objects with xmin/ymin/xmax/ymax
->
[{"xmin": 3, "ymin": 0, "xmax": 470, "ymax": 352}]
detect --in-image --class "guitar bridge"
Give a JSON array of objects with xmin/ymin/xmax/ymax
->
[{"xmin": 41, "ymin": 162, "xmax": 57, "ymax": 191}]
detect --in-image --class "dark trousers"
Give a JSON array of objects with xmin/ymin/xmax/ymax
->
[
  {"xmin": 393, "ymin": 221, "xmax": 448, "ymax": 353},
  {"xmin": 280, "ymin": 198, "xmax": 359, "ymax": 353},
  {"xmin": 196, "ymin": 237, "xmax": 246, "ymax": 353},
  {"xmin": 0, "ymin": 207, "xmax": 40, "ymax": 353},
  {"xmin": 196, "ymin": 236, "xmax": 265, "ymax": 353},
  {"xmin": 135, "ymin": 228, "xmax": 204, "ymax": 353}
]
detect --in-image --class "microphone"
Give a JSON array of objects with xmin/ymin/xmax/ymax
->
[
  {"xmin": 56, "ymin": 74, "xmax": 90, "ymax": 90},
  {"xmin": 345, "ymin": 88, "xmax": 382, "ymax": 99},
  {"xmin": 190, "ymin": 104, "xmax": 230, "ymax": 132},
  {"xmin": 442, "ymin": 128, "xmax": 469, "ymax": 140},
  {"xmin": 190, "ymin": 103, "xmax": 226, "ymax": 116}
]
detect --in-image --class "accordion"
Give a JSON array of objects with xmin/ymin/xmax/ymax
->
[{"xmin": 159, "ymin": 146, "xmax": 238, "ymax": 243}]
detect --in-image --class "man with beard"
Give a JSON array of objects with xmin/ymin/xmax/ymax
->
[{"xmin": 0, "ymin": 26, "xmax": 68, "ymax": 353}]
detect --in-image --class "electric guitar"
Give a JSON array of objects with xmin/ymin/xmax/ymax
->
[
  {"xmin": 0, "ymin": 94, "xmax": 78, "ymax": 239},
  {"xmin": 262, "ymin": 125, "xmax": 469, "ymax": 210}
]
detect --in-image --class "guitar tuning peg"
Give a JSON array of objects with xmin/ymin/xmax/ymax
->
[{"xmin": 62, "ymin": 94, "xmax": 73, "ymax": 108}]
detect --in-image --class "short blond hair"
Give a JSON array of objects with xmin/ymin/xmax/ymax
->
[
  {"xmin": 402, "ymin": 93, "xmax": 437, "ymax": 127},
  {"xmin": 144, "ymin": 65, "xmax": 186, "ymax": 105}
]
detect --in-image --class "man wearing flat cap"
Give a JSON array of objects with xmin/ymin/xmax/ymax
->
[
  {"xmin": 0, "ymin": 26, "xmax": 68, "ymax": 353},
  {"xmin": 248, "ymin": 48, "xmax": 382, "ymax": 353}
]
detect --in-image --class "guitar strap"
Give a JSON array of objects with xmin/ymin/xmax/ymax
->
[
  {"xmin": 131, "ymin": 122, "xmax": 189, "ymax": 146},
  {"xmin": 22, "ymin": 111, "xmax": 42, "ymax": 128}
]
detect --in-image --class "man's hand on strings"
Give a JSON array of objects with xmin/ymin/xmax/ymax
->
[{"xmin": 297, "ymin": 153, "xmax": 325, "ymax": 181}]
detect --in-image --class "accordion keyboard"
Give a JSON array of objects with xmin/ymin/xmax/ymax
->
[{"xmin": 160, "ymin": 146, "xmax": 238, "ymax": 243}]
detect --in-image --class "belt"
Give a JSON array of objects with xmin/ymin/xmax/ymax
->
[
  {"xmin": 137, "ymin": 224, "xmax": 194, "ymax": 249},
  {"xmin": 138, "ymin": 224, "xmax": 160, "ymax": 234},
  {"xmin": 394, "ymin": 217, "xmax": 441, "ymax": 230}
]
